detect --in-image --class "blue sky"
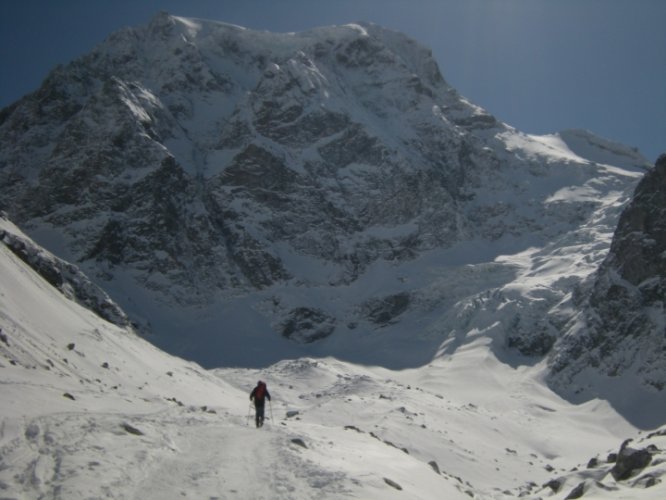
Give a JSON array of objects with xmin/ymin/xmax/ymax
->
[{"xmin": 1, "ymin": 0, "xmax": 663, "ymax": 161}]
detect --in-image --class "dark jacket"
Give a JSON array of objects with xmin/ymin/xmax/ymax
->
[{"xmin": 250, "ymin": 382, "xmax": 271, "ymax": 406}]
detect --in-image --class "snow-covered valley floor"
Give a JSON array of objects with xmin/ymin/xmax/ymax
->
[{"xmin": 2, "ymin": 220, "xmax": 665, "ymax": 499}]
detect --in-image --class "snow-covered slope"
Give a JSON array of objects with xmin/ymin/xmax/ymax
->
[
  {"xmin": 547, "ymin": 154, "xmax": 666, "ymax": 424},
  {"xmin": 2, "ymin": 214, "xmax": 665, "ymax": 499}
]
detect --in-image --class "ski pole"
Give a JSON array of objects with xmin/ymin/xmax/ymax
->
[
  {"xmin": 269, "ymin": 399, "xmax": 274, "ymax": 424},
  {"xmin": 247, "ymin": 402, "xmax": 252, "ymax": 426}
]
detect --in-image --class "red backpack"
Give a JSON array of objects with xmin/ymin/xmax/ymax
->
[{"xmin": 255, "ymin": 382, "xmax": 266, "ymax": 401}]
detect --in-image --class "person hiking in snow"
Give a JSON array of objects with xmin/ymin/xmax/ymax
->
[{"xmin": 250, "ymin": 380, "xmax": 271, "ymax": 428}]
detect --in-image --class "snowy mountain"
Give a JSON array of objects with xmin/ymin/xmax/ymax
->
[
  {"xmin": 548, "ymin": 154, "xmax": 666, "ymax": 423},
  {"xmin": 2, "ymin": 213, "xmax": 665, "ymax": 499},
  {"xmin": 0, "ymin": 11, "xmax": 658, "ymax": 399}
]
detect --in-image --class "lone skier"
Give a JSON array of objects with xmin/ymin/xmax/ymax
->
[{"xmin": 250, "ymin": 380, "xmax": 271, "ymax": 428}]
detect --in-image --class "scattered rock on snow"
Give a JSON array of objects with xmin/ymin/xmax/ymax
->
[
  {"xmin": 63, "ymin": 392, "xmax": 75, "ymax": 400},
  {"xmin": 647, "ymin": 428, "xmax": 666, "ymax": 439},
  {"xmin": 344, "ymin": 425, "xmax": 363, "ymax": 433},
  {"xmin": 290, "ymin": 438, "xmax": 307, "ymax": 449},
  {"xmin": 632, "ymin": 473, "xmax": 659, "ymax": 488},
  {"xmin": 383, "ymin": 477, "xmax": 403, "ymax": 491},
  {"xmin": 382, "ymin": 440, "xmax": 408, "ymax": 454},
  {"xmin": 121, "ymin": 423, "xmax": 144, "ymax": 436},
  {"xmin": 610, "ymin": 444, "xmax": 654, "ymax": 481},
  {"xmin": 564, "ymin": 481, "xmax": 586, "ymax": 499},
  {"xmin": 543, "ymin": 478, "xmax": 562, "ymax": 492},
  {"xmin": 428, "ymin": 460, "xmax": 440, "ymax": 474}
]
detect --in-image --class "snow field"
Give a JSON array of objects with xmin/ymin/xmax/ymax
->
[{"xmin": 2, "ymin": 207, "xmax": 665, "ymax": 499}]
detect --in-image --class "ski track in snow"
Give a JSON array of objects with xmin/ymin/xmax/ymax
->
[
  {"xmin": 0, "ymin": 407, "xmax": 345, "ymax": 500},
  {"xmin": 129, "ymin": 413, "xmax": 312, "ymax": 500}
]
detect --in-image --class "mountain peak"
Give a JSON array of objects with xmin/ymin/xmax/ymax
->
[{"xmin": 0, "ymin": 14, "xmax": 652, "ymax": 384}]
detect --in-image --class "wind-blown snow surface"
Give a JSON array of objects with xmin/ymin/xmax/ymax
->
[{"xmin": 2, "ymin": 218, "xmax": 666, "ymax": 498}]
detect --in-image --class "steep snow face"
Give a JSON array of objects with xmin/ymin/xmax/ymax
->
[
  {"xmin": 2, "ymin": 215, "xmax": 665, "ymax": 499},
  {"xmin": 0, "ymin": 219, "xmax": 129, "ymax": 328},
  {"xmin": 548, "ymin": 155, "xmax": 666, "ymax": 418},
  {"xmin": 0, "ymin": 13, "xmax": 652, "ymax": 375},
  {"xmin": 0, "ymin": 215, "xmax": 237, "ymax": 414}
]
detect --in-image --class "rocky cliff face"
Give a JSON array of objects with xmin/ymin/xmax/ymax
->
[
  {"xmin": 0, "ymin": 13, "xmax": 652, "ymax": 369},
  {"xmin": 550, "ymin": 155, "xmax": 666, "ymax": 393},
  {"xmin": 0, "ymin": 15, "xmax": 489, "ymax": 297}
]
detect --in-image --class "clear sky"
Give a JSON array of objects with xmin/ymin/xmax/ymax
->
[{"xmin": 1, "ymin": 0, "xmax": 663, "ymax": 161}]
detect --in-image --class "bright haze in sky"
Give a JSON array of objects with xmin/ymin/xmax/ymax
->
[{"xmin": 0, "ymin": 0, "xmax": 663, "ymax": 162}]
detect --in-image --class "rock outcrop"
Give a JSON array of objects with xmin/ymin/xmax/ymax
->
[{"xmin": 550, "ymin": 154, "xmax": 666, "ymax": 393}]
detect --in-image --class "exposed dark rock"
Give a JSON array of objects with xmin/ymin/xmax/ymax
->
[
  {"xmin": 121, "ymin": 423, "xmax": 144, "ymax": 436},
  {"xmin": 290, "ymin": 438, "xmax": 307, "ymax": 449},
  {"xmin": 564, "ymin": 481, "xmax": 586, "ymax": 499},
  {"xmin": 344, "ymin": 425, "xmax": 363, "ymax": 433},
  {"xmin": 383, "ymin": 477, "xmax": 402, "ymax": 491},
  {"xmin": 363, "ymin": 292, "xmax": 411, "ymax": 326},
  {"xmin": 506, "ymin": 317, "xmax": 556, "ymax": 357},
  {"xmin": 280, "ymin": 307, "xmax": 336, "ymax": 343},
  {"xmin": 632, "ymin": 473, "xmax": 658, "ymax": 488},
  {"xmin": 610, "ymin": 445, "xmax": 653, "ymax": 481},
  {"xmin": 606, "ymin": 154, "xmax": 666, "ymax": 287},
  {"xmin": 544, "ymin": 478, "xmax": 562, "ymax": 492},
  {"xmin": 647, "ymin": 428, "xmax": 666, "ymax": 439}
]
